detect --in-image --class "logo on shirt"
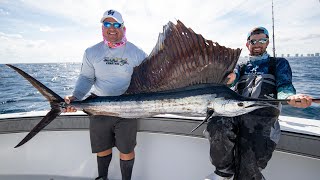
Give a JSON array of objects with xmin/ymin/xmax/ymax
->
[
  {"xmin": 250, "ymin": 65, "xmax": 259, "ymax": 74},
  {"xmin": 245, "ymin": 64, "xmax": 264, "ymax": 75},
  {"xmin": 103, "ymin": 57, "xmax": 129, "ymax": 66}
]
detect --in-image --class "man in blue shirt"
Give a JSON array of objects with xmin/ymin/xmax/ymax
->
[{"xmin": 206, "ymin": 27, "xmax": 313, "ymax": 180}]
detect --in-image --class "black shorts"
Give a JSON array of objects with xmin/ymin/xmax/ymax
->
[{"xmin": 89, "ymin": 115, "xmax": 138, "ymax": 154}]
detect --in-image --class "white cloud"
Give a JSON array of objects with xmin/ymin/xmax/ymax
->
[
  {"xmin": 0, "ymin": 8, "xmax": 9, "ymax": 15},
  {"xmin": 39, "ymin": 26, "xmax": 56, "ymax": 32},
  {"xmin": 0, "ymin": 32, "xmax": 23, "ymax": 39},
  {"xmin": 22, "ymin": 0, "xmax": 109, "ymax": 26},
  {"xmin": 0, "ymin": 31, "xmax": 88, "ymax": 63}
]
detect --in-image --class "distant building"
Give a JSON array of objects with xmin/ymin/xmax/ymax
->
[
  {"xmin": 311, "ymin": 54, "xmax": 314, "ymax": 57},
  {"xmin": 295, "ymin": 54, "xmax": 299, "ymax": 57},
  {"xmin": 287, "ymin": 54, "xmax": 290, "ymax": 57},
  {"xmin": 315, "ymin": 53, "xmax": 319, "ymax": 56},
  {"xmin": 281, "ymin": 54, "xmax": 284, "ymax": 57},
  {"xmin": 301, "ymin": 54, "xmax": 304, "ymax": 57},
  {"xmin": 307, "ymin": 54, "xmax": 311, "ymax": 57}
]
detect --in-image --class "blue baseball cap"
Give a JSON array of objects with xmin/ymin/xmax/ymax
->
[{"xmin": 247, "ymin": 27, "xmax": 269, "ymax": 40}]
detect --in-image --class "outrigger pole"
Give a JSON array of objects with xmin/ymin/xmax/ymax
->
[{"xmin": 272, "ymin": 0, "xmax": 276, "ymax": 57}]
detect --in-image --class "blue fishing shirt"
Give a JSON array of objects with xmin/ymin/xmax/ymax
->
[{"xmin": 233, "ymin": 53, "xmax": 296, "ymax": 99}]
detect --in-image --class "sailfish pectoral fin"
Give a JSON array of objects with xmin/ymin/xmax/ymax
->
[
  {"xmin": 190, "ymin": 108, "xmax": 214, "ymax": 133},
  {"xmin": 14, "ymin": 108, "xmax": 61, "ymax": 148}
]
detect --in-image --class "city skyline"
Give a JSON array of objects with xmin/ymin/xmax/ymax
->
[
  {"xmin": 277, "ymin": 52, "xmax": 320, "ymax": 57},
  {"xmin": 241, "ymin": 52, "xmax": 319, "ymax": 58}
]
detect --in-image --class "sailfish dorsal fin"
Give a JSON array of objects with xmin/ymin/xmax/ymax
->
[{"xmin": 125, "ymin": 20, "xmax": 242, "ymax": 94}]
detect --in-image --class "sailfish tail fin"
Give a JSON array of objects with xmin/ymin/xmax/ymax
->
[
  {"xmin": 14, "ymin": 109, "xmax": 61, "ymax": 148},
  {"xmin": 6, "ymin": 64, "xmax": 64, "ymax": 148}
]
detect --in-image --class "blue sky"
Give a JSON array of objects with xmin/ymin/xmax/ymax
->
[{"xmin": 0, "ymin": 0, "xmax": 320, "ymax": 63}]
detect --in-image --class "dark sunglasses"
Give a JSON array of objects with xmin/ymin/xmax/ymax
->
[
  {"xmin": 248, "ymin": 38, "xmax": 268, "ymax": 45},
  {"xmin": 103, "ymin": 22, "xmax": 123, "ymax": 29}
]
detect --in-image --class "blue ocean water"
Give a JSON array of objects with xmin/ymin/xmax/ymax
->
[{"xmin": 0, "ymin": 57, "xmax": 319, "ymax": 120}]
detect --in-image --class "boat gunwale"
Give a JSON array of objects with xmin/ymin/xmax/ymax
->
[{"xmin": 0, "ymin": 113, "xmax": 320, "ymax": 159}]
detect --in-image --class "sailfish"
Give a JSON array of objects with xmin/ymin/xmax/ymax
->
[{"xmin": 7, "ymin": 20, "xmax": 279, "ymax": 148}]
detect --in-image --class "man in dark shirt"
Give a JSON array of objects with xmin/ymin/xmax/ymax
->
[{"xmin": 206, "ymin": 27, "xmax": 313, "ymax": 180}]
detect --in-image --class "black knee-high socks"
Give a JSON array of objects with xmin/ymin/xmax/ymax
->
[
  {"xmin": 120, "ymin": 158, "xmax": 135, "ymax": 180},
  {"xmin": 97, "ymin": 154, "xmax": 134, "ymax": 180},
  {"xmin": 97, "ymin": 154, "xmax": 112, "ymax": 179}
]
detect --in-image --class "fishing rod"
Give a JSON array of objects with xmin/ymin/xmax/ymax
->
[
  {"xmin": 272, "ymin": 0, "xmax": 276, "ymax": 57},
  {"xmin": 245, "ymin": 98, "xmax": 320, "ymax": 103}
]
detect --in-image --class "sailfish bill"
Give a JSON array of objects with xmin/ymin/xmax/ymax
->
[{"xmin": 7, "ymin": 20, "xmax": 279, "ymax": 148}]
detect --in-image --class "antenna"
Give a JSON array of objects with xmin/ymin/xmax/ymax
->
[{"xmin": 272, "ymin": 0, "xmax": 276, "ymax": 57}]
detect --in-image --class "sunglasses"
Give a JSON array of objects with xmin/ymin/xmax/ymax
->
[
  {"xmin": 103, "ymin": 22, "xmax": 123, "ymax": 29},
  {"xmin": 248, "ymin": 38, "xmax": 269, "ymax": 45}
]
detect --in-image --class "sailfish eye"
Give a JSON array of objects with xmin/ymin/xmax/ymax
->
[{"xmin": 237, "ymin": 102, "xmax": 244, "ymax": 107}]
